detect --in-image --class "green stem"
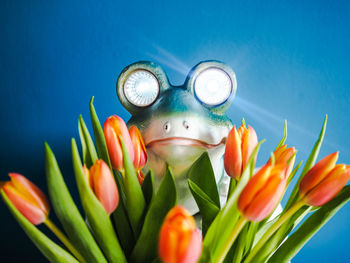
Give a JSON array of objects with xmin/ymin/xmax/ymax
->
[
  {"xmin": 45, "ymin": 219, "xmax": 87, "ymax": 263},
  {"xmin": 227, "ymin": 178, "xmax": 237, "ymax": 201},
  {"xmin": 216, "ymin": 217, "xmax": 248, "ymax": 263},
  {"xmin": 244, "ymin": 200, "xmax": 305, "ymax": 263}
]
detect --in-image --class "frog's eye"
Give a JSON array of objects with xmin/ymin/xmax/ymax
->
[
  {"xmin": 123, "ymin": 70, "xmax": 160, "ymax": 107},
  {"xmin": 194, "ymin": 68, "xmax": 232, "ymax": 106}
]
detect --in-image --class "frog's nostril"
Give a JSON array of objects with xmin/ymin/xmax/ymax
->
[
  {"xmin": 183, "ymin": 121, "xmax": 190, "ymax": 130},
  {"xmin": 163, "ymin": 122, "xmax": 171, "ymax": 133}
]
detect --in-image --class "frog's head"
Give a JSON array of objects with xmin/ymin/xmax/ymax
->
[{"xmin": 116, "ymin": 61, "xmax": 237, "ymax": 179}]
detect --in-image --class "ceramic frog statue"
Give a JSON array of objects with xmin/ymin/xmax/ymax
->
[{"xmin": 116, "ymin": 60, "xmax": 237, "ymax": 214}]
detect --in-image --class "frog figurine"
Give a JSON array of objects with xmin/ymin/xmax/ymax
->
[{"xmin": 116, "ymin": 60, "xmax": 237, "ymax": 215}]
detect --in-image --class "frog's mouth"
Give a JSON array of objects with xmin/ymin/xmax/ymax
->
[{"xmin": 145, "ymin": 136, "xmax": 226, "ymax": 149}]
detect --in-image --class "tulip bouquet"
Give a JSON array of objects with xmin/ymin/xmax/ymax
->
[{"xmin": 1, "ymin": 97, "xmax": 350, "ymax": 263}]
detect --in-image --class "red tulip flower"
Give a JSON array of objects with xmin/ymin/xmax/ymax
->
[
  {"xmin": 299, "ymin": 152, "xmax": 350, "ymax": 206},
  {"xmin": 83, "ymin": 160, "xmax": 119, "ymax": 214},
  {"xmin": 159, "ymin": 206, "xmax": 202, "ymax": 263},
  {"xmin": 2, "ymin": 173, "xmax": 49, "ymax": 225},
  {"xmin": 224, "ymin": 123, "xmax": 258, "ymax": 179},
  {"xmin": 129, "ymin": 125, "xmax": 147, "ymax": 184},
  {"xmin": 238, "ymin": 164, "xmax": 287, "ymax": 222},
  {"xmin": 268, "ymin": 145, "xmax": 296, "ymax": 178},
  {"xmin": 103, "ymin": 115, "xmax": 134, "ymax": 172}
]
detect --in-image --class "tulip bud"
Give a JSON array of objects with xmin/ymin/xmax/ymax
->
[
  {"xmin": 129, "ymin": 125, "xmax": 147, "ymax": 171},
  {"xmin": 238, "ymin": 164, "xmax": 287, "ymax": 222},
  {"xmin": 299, "ymin": 152, "xmax": 350, "ymax": 206},
  {"xmin": 224, "ymin": 123, "xmax": 258, "ymax": 179},
  {"xmin": 159, "ymin": 206, "xmax": 202, "ymax": 263},
  {"xmin": 2, "ymin": 173, "xmax": 49, "ymax": 225},
  {"xmin": 268, "ymin": 145, "xmax": 296, "ymax": 178},
  {"xmin": 299, "ymin": 152, "xmax": 338, "ymax": 197},
  {"xmin": 103, "ymin": 115, "xmax": 134, "ymax": 172},
  {"xmin": 83, "ymin": 160, "xmax": 119, "ymax": 214}
]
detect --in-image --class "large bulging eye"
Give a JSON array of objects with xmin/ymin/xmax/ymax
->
[
  {"xmin": 123, "ymin": 70, "xmax": 160, "ymax": 107},
  {"xmin": 194, "ymin": 68, "xmax": 232, "ymax": 106}
]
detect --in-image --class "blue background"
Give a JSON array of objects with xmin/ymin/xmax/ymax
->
[{"xmin": 1, "ymin": 0, "xmax": 349, "ymax": 262}]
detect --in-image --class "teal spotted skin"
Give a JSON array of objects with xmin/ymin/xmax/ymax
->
[{"xmin": 117, "ymin": 61, "xmax": 237, "ymax": 214}]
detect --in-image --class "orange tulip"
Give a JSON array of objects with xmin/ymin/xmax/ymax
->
[
  {"xmin": 159, "ymin": 206, "xmax": 202, "ymax": 263},
  {"xmin": 129, "ymin": 125, "xmax": 147, "ymax": 184},
  {"xmin": 268, "ymin": 145, "xmax": 296, "ymax": 178},
  {"xmin": 299, "ymin": 152, "xmax": 350, "ymax": 206},
  {"xmin": 103, "ymin": 115, "xmax": 135, "ymax": 172},
  {"xmin": 2, "ymin": 173, "xmax": 49, "ymax": 225},
  {"xmin": 237, "ymin": 164, "xmax": 287, "ymax": 222},
  {"xmin": 224, "ymin": 123, "xmax": 258, "ymax": 179},
  {"xmin": 83, "ymin": 160, "xmax": 119, "ymax": 214}
]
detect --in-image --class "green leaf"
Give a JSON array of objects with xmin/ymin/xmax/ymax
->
[
  {"xmin": 227, "ymin": 178, "xmax": 237, "ymax": 200},
  {"xmin": 275, "ymin": 120, "xmax": 287, "ymax": 150},
  {"xmin": 44, "ymin": 143, "xmax": 107, "ymax": 263},
  {"xmin": 89, "ymin": 97, "xmax": 135, "ymax": 254},
  {"xmin": 188, "ymin": 152, "xmax": 221, "ymax": 234},
  {"xmin": 78, "ymin": 115, "xmax": 98, "ymax": 167},
  {"xmin": 231, "ymin": 223, "xmax": 249, "ymax": 263},
  {"xmin": 243, "ymin": 222, "xmax": 259, "ymax": 257},
  {"xmin": 188, "ymin": 179, "xmax": 220, "ymax": 235},
  {"xmin": 268, "ymin": 186, "xmax": 350, "ymax": 263},
  {"xmin": 142, "ymin": 170, "xmax": 155, "ymax": 206},
  {"xmin": 113, "ymin": 168, "xmax": 136, "ymax": 255},
  {"xmin": 71, "ymin": 139, "xmax": 127, "ymax": 263},
  {"xmin": 89, "ymin": 96, "xmax": 112, "ymax": 168},
  {"xmin": 251, "ymin": 206, "xmax": 310, "ymax": 263},
  {"xmin": 188, "ymin": 152, "xmax": 221, "ymax": 207},
  {"xmin": 285, "ymin": 115, "xmax": 327, "ymax": 210},
  {"xmin": 1, "ymin": 191, "xmax": 79, "ymax": 263},
  {"xmin": 130, "ymin": 166, "xmax": 177, "ymax": 263},
  {"xmin": 120, "ymin": 136, "xmax": 146, "ymax": 237},
  {"xmin": 287, "ymin": 161, "xmax": 302, "ymax": 186},
  {"xmin": 200, "ymin": 140, "xmax": 265, "ymax": 263},
  {"xmin": 111, "ymin": 198, "xmax": 135, "ymax": 258}
]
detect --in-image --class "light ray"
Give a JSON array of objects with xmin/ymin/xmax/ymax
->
[{"xmin": 230, "ymin": 96, "xmax": 347, "ymax": 153}]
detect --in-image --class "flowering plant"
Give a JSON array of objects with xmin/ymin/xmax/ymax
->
[{"xmin": 1, "ymin": 97, "xmax": 350, "ymax": 263}]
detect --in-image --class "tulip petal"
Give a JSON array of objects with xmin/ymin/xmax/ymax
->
[
  {"xmin": 237, "ymin": 124, "xmax": 246, "ymax": 139},
  {"xmin": 129, "ymin": 126, "xmax": 147, "ymax": 170},
  {"xmin": 110, "ymin": 115, "xmax": 135, "ymax": 160},
  {"xmin": 9, "ymin": 173, "xmax": 50, "ymax": 215},
  {"xmin": 242, "ymin": 174, "xmax": 286, "ymax": 221},
  {"xmin": 305, "ymin": 164, "xmax": 350, "ymax": 206},
  {"xmin": 272, "ymin": 145, "xmax": 287, "ymax": 162},
  {"xmin": 90, "ymin": 160, "xmax": 119, "ymax": 214},
  {"xmin": 274, "ymin": 146, "xmax": 296, "ymax": 178},
  {"xmin": 224, "ymin": 126, "xmax": 242, "ymax": 179},
  {"xmin": 237, "ymin": 164, "xmax": 272, "ymax": 212},
  {"xmin": 242, "ymin": 125, "xmax": 258, "ymax": 170},
  {"xmin": 158, "ymin": 206, "xmax": 202, "ymax": 263},
  {"xmin": 103, "ymin": 119, "xmax": 124, "ymax": 171},
  {"xmin": 3, "ymin": 183, "xmax": 47, "ymax": 225},
  {"xmin": 299, "ymin": 152, "xmax": 338, "ymax": 196},
  {"xmin": 180, "ymin": 229, "xmax": 202, "ymax": 263}
]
